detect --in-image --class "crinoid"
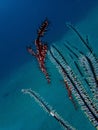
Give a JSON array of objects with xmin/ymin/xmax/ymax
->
[
  {"xmin": 48, "ymin": 24, "xmax": 98, "ymax": 129},
  {"xmin": 21, "ymin": 88, "xmax": 76, "ymax": 130}
]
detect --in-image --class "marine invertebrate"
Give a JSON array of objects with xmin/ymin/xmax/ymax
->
[
  {"xmin": 64, "ymin": 24, "xmax": 98, "ymax": 106},
  {"xmin": 51, "ymin": 45, "xmax": 77, "ymax": 109},
  {"xmin": 48, "ymin": 25, "xmax": 98, "ymax": 129},
  {"xmin": 24, "ymin": 20, "xmax": 98, "ymax": 129},
  {"xmin": 21, "ymin": 88, "xmax": 76, "ymax": 130},
  {"xmin": 50, "ymin": 47, "xmax": 98, "ymax": 128},
  {"xmin": 66, "ymin": 24, "xmax": 98, "ymax": 86},
  {"xmin": 64, "ymin": 43, "xmax": 97, "ymax": 100},
  {"xmin": 26, "ymin": 18, "xmax": 50, "ymax": 83}
]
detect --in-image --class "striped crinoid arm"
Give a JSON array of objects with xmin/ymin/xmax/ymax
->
[
  {"xmin": 66, "ymin": 23, "xmax": 98, "ymax": 75},
  {"xmin": 21, "ymin": 88, "xmax": 52, "ymax": 113},
  {"xmin": 79, "ymin": 54, "xmax": 98, "ymax": 106},
  {"xmin": 64, "ymin": 43, "xmax": 90, "ymax": 87},
  {"xmin": 48, "ymin": 45, "xmax": 98, "ymax": 128},
  {"xmin": 48, "ymin": 49, "xmax": 77, "ymax": 110},
  {"xmin": 66, "ymin": 24, "xmax": 98, "ymax": 100},
  {"xmin": 21, "ymin": 88, "xmax": 76, "ymax": 130},
  {"xmin": 66, "ymin": 23, "xmax": 93, "ymax": 54},
  {"xmin": 64, "ymin": 42, "xmax": 98, "ymax": 107},
  {"xmin": 87, "ymin": 52, "xmax": 98, "ymax": 84},
  {"xmin": 52, "ymin": 45, "xmax": 98, "ymax": 113}
]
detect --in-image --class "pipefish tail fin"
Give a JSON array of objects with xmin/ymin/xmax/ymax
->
[{"xmin": 21, "ymin": 88, "xmax": 76, "ymax": 130}]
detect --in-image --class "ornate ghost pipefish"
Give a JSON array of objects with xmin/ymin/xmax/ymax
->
[{"xmin": 26, "ymin": 18, "xmax": 50, "ymax": 83}]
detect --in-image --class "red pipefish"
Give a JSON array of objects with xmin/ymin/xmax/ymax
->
[
  {"xmin": 37, "ymin": 18, "xmax": 49, "ymax": 38},
  {"xmin": 26, "ymin": 19, "xmax": 50, "ymax": 83}
]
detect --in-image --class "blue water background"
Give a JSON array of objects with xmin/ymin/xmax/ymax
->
[
  {"xmin": 0, "ymin": 0, "xmax": 98, "ymax": 80},
  {"xmin": 0, "ymin": 0, "xmax": 98, "ymax": 130}
]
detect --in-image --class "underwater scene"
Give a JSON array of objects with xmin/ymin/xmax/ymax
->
[{"xmin": 0, "ymin": 0, "xmax": 98, "ymax": 130}]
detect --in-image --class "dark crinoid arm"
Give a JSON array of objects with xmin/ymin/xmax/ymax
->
[{"xmin": 66, "ymin": 23, "xmax": 93, "ymax": 53}]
